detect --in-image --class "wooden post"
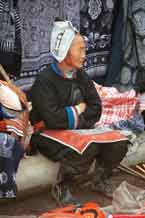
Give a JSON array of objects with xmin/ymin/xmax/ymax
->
[{"xmin": 0, "ymin": 64, "xmax": 11, "ymax": 83}]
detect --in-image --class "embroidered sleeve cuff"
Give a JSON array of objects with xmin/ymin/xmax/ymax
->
[{"xmin": 65, "ymin": 106, "xmax": 79, "ymax": 129}]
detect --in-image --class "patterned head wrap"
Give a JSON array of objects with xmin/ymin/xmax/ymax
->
[{"xmin": 50, "ymin": 20, "xmax": 78, "ymax": 62}]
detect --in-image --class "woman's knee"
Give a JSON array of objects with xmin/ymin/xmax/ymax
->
[
  {"xmin": 99, "ymin": 140, "xmax": 128, "ymax": 164},
  {"xmin": 111, "ymin": 141, "xmax": 128, "ymax": 156}
]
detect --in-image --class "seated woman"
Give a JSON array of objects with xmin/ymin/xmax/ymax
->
[{"xmin": 29, "ymin": 19, "xmax": 128, "ymax": 204}]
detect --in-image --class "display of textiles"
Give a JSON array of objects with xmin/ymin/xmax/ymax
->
[
  {"xmin": 14, "ymin": 0, "xmax": 80, "ymax": 91},
  {"xmin": 80, "ymin": 0, "xmax": 117, "ymax": 83},
  {"xmin": 105, "ymin": 0, "xmax": 145, "ymax": 91},
  {"xmin": 0, "ymin": 0, "xmax": 21, "ymax": 78},
  {"xmin": 1, "ymin": 0, "xmax": 145, "ymax": 91},
  {"xmin": 0, "ymin": 0, "xmax": 125, "ymax": 90}
]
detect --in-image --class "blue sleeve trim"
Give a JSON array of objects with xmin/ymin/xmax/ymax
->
[{"xmin": 65, "ymin": 107, "xmax": 75, "ymax": 129}]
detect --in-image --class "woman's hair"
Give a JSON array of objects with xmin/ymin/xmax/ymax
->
[{"xmin": 54, "ymin": 17, "xmax": 65, "ymax": 22}]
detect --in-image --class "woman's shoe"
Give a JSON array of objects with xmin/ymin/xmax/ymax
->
[
  {"xmin": 51, "ymin": 182, "xmax": 80, "ymax": 206},
  {"xmin": 92, "ymin": 177, "xmax": 114, "ymax": 198},
  {"xmin": 91, "ymin": 167, "xmax": 114, "ymax": 198}
]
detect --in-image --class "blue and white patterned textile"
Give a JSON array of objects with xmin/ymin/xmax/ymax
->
[
  {"xmin": 0, "ymin": 133, "xmax": 24, "ymax": 198},
  {"xmin": 15, "ymin": 0, "xmax": 80, "ymax": 91}
]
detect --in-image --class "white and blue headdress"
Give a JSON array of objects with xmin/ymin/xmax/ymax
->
[{"xmin": 50, "ymin": 21, "xmax": 78, "ymax": 62}]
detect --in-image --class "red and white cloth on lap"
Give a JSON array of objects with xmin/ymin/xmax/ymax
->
[{"xmin": 41, "ymin": 128, "xmax": 128, "ymax": 154}]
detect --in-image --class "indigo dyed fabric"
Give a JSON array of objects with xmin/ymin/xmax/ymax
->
[
  {"xmin": 15, "ymin": 0, "xmax": 80, "ymax": 92},
  {"xmin": 80, "ymin": 0, "xmax": 117, "ymax": 83},
  {"xmin": 0, "ymin": 133, "xmax": 24, "ymax": 198}
]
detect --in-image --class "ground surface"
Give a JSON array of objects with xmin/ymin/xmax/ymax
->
[{"xmin": 0, "ymin": 171, "xmax": 145, "ymax": 217}]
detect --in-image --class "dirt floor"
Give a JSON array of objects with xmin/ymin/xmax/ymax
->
[{"xmin": 0, "ymin": 170, "xmax": 145, "ymax": 217}]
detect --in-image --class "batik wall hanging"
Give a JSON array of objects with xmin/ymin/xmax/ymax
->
[
  {"xmin": 80, "ymin": 0, "xmax": 117, "ymax": 83},
  {"xmin": 15, "ymin": 0, "xmax": 80, "ymax": 91}
]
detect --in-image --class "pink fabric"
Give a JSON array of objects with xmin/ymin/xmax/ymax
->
[{"xmin": 94, "ymin": 83, "xmax": 139, "ymax": 126}]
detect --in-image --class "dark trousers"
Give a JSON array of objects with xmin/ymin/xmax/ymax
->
[{"xmin": 31, "ymin": 134, "xmax": 128, "ymax": 183}]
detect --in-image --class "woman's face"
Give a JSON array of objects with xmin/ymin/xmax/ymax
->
[{"xmin": 64, "ymin": 34, "xmax": 86, "ymax": 69}]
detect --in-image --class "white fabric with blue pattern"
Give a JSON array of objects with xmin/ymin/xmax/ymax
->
[{"xmin": 50, "ymin": 21, "xmax": 78, "ymax": 62}]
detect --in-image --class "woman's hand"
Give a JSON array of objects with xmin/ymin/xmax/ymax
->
[{"xmin": 77, "ymin": 102, "xmax": 86, "ymax": 113}]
